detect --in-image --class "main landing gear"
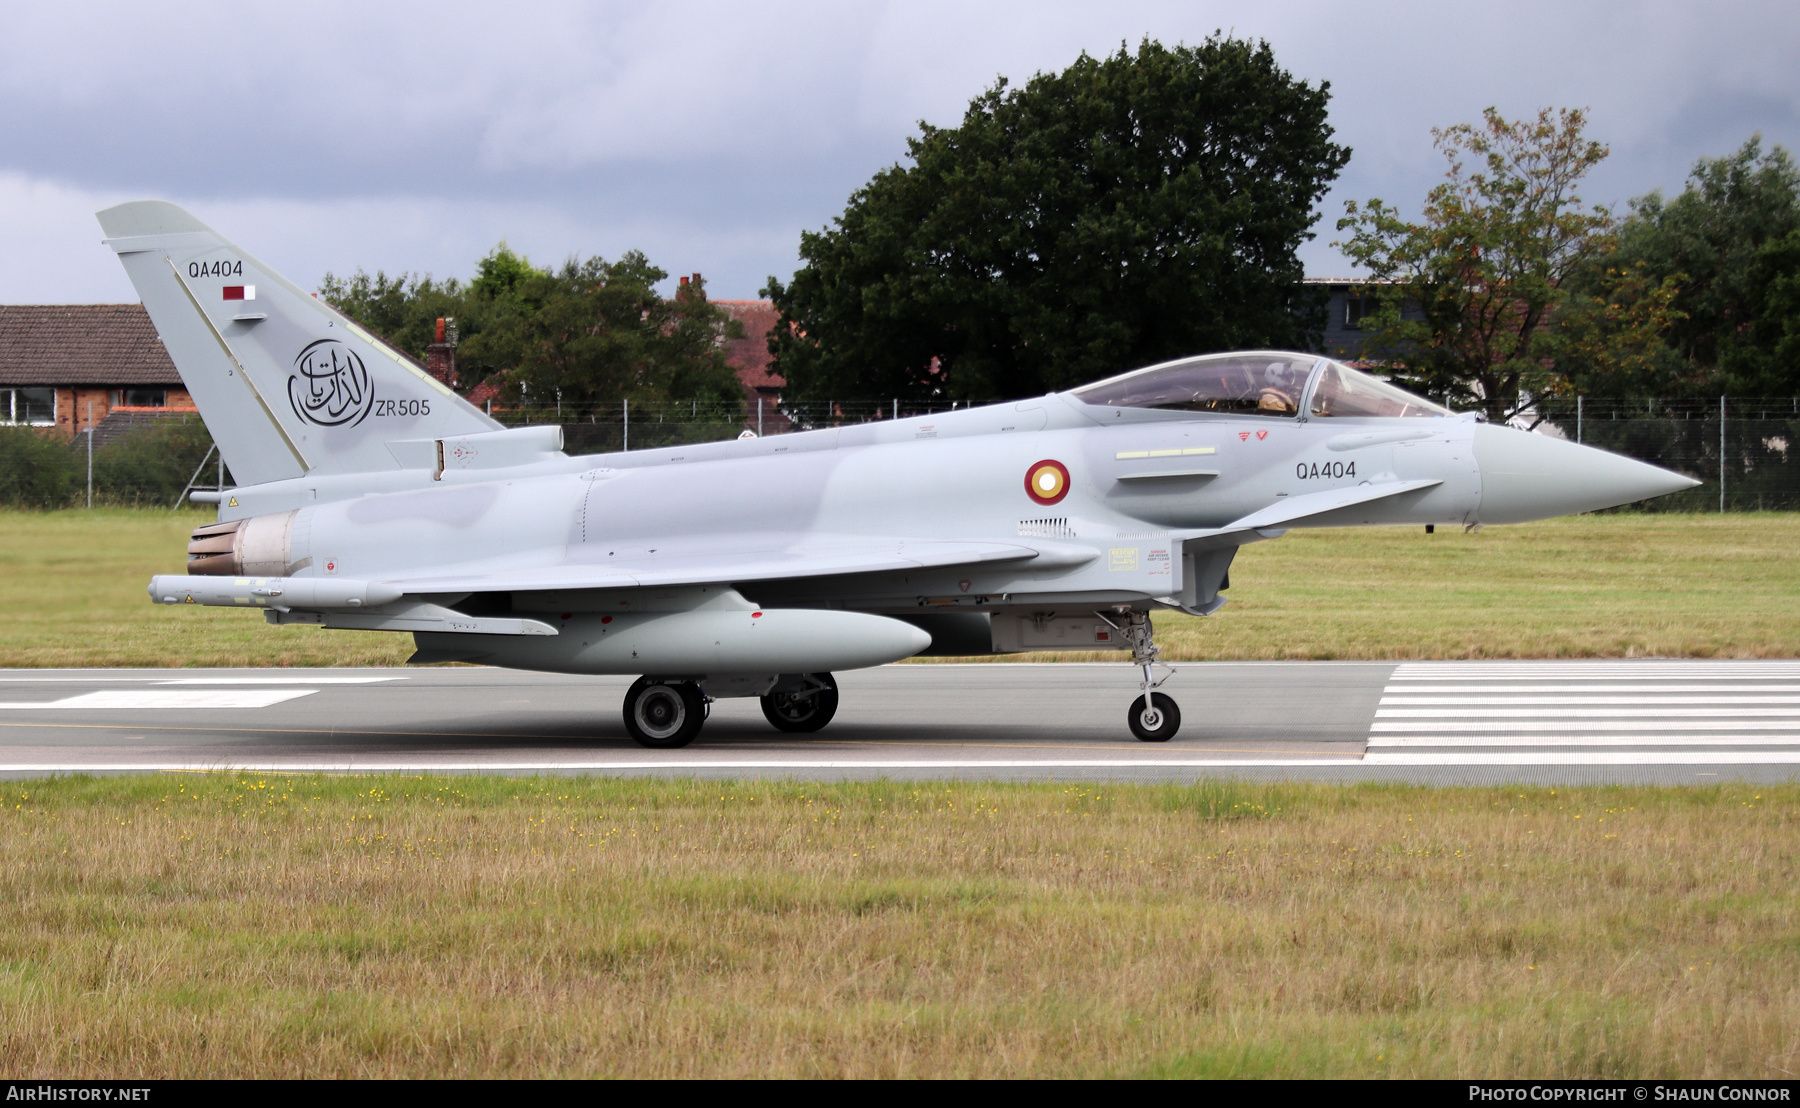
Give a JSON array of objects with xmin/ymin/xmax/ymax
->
[
  {"xmin": 760, "ymin": 673, "xmax": 839, "ymax": 733},
  {"xmin": 1107, "ymin": 610, "xmax": 1180, "ymax": 742},
  {"xmin": 621, "ymin": 676, "xmax": 708, "ymax": 749},
  {"xmin": 621, "ymin": 672, "xmax": 841, "ymax": 748}
]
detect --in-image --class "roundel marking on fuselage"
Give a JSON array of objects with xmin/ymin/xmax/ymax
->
[{"xmin": 1025, "ymin": 459, "xmax": 1070, "ymax": 505}]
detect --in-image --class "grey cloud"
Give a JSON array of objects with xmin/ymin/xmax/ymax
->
[{"xmin": 2, "ymin": 0, "xmax": 1798, "ymax": 301}]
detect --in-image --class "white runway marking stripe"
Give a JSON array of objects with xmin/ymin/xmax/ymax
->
[
  {"xmin": 0, "ymin": 690, "xmax": 317, "ymax": 710},
  {"xmin": 1382, "ymin": 696, "xmax": 1800, "ymax": 705},
  {"xmin": 1371, "ymin": 662, "xmax": 1800, "ymax": 763},
  {"xmin": 1385, "ymin": 685, "xmax": 1800, "ymax": 694},
  {"xmin": 1369, "ymin": 734, "xmax": 1800, "ymax": 748},
  {"xmin": 1378, "ymin": 708, "xmax": 1800, "ymax": 718},
  {"xmin": 1373, "ymin": 719, "xmax": 1800, "ymax": 732},
  {"xmin": 155, "ymin": 677, "xmax": 403, "ymax": 685},
  {"xmin": 1366, "ymin": 751, "xmax": 1800, "ymax": 766},
  {"xmin": 1390, "ymin": 663, "xmax": 1800, "ymax": 679}
]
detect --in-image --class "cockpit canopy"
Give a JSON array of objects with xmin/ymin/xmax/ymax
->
[{"xmin": 1071, "ymin": 351, "xmax": 1451, "ymax": 419}]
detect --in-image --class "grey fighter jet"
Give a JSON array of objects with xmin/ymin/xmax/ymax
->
[{"xmin": 102, "ymin": 201, "xmax": 1699, "ymax": 746}]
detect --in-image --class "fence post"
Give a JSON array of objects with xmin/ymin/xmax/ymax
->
[
  {"xmin": 1720, "ymin": 394, "xmax": 1726, "ymax": 513},
  {"xmin": 893, "ymin": 399, "xmax": 898, "ymax": 421},
  {"xmin": 623, "ymin": 398, "xmax": 629, "ymax": 452},
  {"xmin": 1576, "ymin": 395, "xmax": 1583, "ymax": 444},
  {"xmin": 85, "ymin": 400, "xmax": 93, "ymax": 509},
  {"xmin": 758, "ymin": 397, "xmax": 764, "ymax": 437}
]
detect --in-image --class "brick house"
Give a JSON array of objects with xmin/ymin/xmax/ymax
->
[
  {"xmin": 0, "ymin": 304, "xmax": 194, "ymax": 443},
  {"xmin": 711, "ymin": 296, "xmax": 789, "ymax": 433}
]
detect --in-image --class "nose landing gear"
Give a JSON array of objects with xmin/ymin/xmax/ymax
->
[
  {"xmin": 1104, "ymin": 609, "xmax": 1180, "ymax": 742},
  {"xmin": 1129, "ymin": 692, "xmax": 1180, "ymax": 742}
]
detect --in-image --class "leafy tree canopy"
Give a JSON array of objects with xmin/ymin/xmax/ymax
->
[
  {"xmin": 493, "ymin": 255, "xmax": 745, "ymax": 412},
  {"xmin": 1595, "ymin": 138, "xmax": 1800, "ymax": 396},
  {"xmin": 1336, "ymin": 107, "xmax": 1662, "ymax": 421},
  {"xmin": 320, "ymin": 246, "xmax": 743, "ymax": 417},
  {"xmin": 764, "ymin": 36, "xmax": 1350, "ymax": 404}
]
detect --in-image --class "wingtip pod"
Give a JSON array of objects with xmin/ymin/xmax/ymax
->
[
  {"xmin": 96, "ymin": 200, "xmax": 214, "ymax": 240},
  {"xmin": 1473, "ymin": 423, "xmax": 1701, "ymax": 524}
]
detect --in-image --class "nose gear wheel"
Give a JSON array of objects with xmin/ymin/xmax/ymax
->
[
  {"xmin": 1129, "ymin": 692, "xmax": 1180, "ymax": 742},
  {"xmin": 1099, "ymin": 609, "xmax": 1182, "ymax": 742}
]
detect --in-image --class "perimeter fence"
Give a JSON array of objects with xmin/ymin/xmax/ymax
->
[{"xmin": 1535, "ymin": 397, "xmax": 1800, "ymax": 511}]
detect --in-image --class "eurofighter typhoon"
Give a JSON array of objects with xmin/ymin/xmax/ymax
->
[{"xmin": 104, "ymin": 201, "xmax": 1699, "ymax": 746}]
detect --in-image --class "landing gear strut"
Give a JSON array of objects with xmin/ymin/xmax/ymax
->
[
  {"xmin": 760, "ymin": 672, "xmax": 839, "ymax": 733},
  {"xmin": 622, "ymin": 676, "xmax": 709, "ymax": 748},
  {"xmin": 1109, "ymin": 610, "xmax": 1179, "ymax": 742}
]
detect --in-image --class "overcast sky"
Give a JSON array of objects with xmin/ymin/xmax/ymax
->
[{"xmin": 3, "ymin": 0, "xmax": 1798, "ymax": 304}]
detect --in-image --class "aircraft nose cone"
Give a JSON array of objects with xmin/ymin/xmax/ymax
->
[{"xmin": 1473, "ymin": 423, "xmax": 1700, "ymax": 524}]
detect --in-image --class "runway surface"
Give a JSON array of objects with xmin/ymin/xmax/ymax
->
[{"xmin": 3, "ymin": 660, "xmax": 1799, "ymax": 784}]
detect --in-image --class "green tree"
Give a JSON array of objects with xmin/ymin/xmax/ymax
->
[
  {"xmin": 1547, "ymin": 260, "xmax": 1686, "ymax": 398},
  {"xmin": 1337, "ymin": 107, "xmax": 1636, "ymax": 422},
  {"xmin": 496, "ymin": 255, "xmax": 745, "ymax": 415},
  {"xmin": 1735, "ymin": 227, "xmax": 1800, "ymax": 390},
  {"xmin": 316, "ymin": 270, "xmax": 465, "ymax": 364},
  {"xmin": 764, "ymin": 36, "xmax": 1350, "ymax": 404},
  {"xmin": 1597, "ymin": 138, "xmax": 1800, "ymax": 396},
  {"xmin": 322, "ymin": 245, "xmax": 743, "ymax": 413},
  {"xmin": 442, "ymin": 245, "xmax": 551, "ymax": 392},
  {"xmin": 321, "ymin": 244, "xmax": 545, "ymax": 396},
  {"xmin": 0, "ymin": 426, "xmax": 76, "ymax": 507}
]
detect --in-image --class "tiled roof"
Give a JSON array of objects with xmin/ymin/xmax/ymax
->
[
  {"xmin": 713, "ymin": 300, "xmax": 785, "ymax": 390},
  {"xmin": 0, "ymin": 304, "xmax": 181, "ymax": 386}
]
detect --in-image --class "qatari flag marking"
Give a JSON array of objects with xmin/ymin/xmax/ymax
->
[{"xmin": 222, "ymin": 285, "xmax": 255, "ymax": 301}]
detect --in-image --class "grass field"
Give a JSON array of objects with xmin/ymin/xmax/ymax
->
[
  {"xmin": 0, "ymin": 774, "xmax": 1794, "ymax": 1078},
  {"xmin": 2, "ymin": 508, "xmax": 1796, "ymax": 667}
]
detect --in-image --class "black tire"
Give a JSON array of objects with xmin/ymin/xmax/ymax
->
[
  {"xmin": 1128, "ymin": 692, "xmax": 1180, "ymax": 742},
  {"xmin": 760, "ymin": 673, "xmax": 840, "ymax": 733},
  {"xmin": 622, "ymin": 677, "xmax": 706, "ymax": 748}
]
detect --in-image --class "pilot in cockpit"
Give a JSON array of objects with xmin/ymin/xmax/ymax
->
[{"xmin": 1255, "ymin": 360, "xmax": 1306, "ymax": 415}]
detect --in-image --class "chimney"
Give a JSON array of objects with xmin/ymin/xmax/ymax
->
[{"xmin": 425, "ymin": 315, "xmax": 457, "ymax": 388}]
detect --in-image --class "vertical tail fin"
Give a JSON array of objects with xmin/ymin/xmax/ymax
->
[{"xmin": 96, "ymin": 201, "xmax": 498, "ymax": 485}]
